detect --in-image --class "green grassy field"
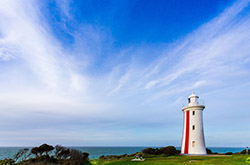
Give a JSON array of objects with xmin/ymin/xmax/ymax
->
[{"xmin": 90, "ymin": 155, "xmax": 250, "ymax": 165}]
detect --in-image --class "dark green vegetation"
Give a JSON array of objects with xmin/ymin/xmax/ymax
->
[
  {"xmin": 141, "ymin": 146, "xmax": 180, "ymax": 156},
  {"xmin": 96, "ymin": 146, "xmax": 180, "ymax": 163},
  {"xmin": 0, "ymin": 144, "xmax": 90, "ymax": 165},
  {"xmin": 1, "ymin": 146, "xmax": 249, "ymax": 165}
]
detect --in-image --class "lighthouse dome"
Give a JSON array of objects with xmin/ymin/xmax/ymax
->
[
  {"xmin": 188, "ymin": 91, "xmax": 199, "ymax": 99},
  {"xmin": 187, "ymin": 92, "xmax": 200, "ymax": 106}
]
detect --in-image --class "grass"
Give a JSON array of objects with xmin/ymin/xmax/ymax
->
[{"xmin": 90, "ymin": 155, "xmax": 250, "ymax": 165}]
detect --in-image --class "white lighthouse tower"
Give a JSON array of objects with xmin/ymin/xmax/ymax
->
[{"xmin": 181, "ymin": 92, "xmax": 207, "ymax": 155}]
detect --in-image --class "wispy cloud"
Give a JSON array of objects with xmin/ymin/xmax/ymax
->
[
  {"xmin": 108, "ymin": 0, "xmax": 250, "ymax": 100},
  {"xmin": 0, "ymin": 0, "xmax": 250, "ymax": 146}
]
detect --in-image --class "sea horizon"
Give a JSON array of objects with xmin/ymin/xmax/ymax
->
[
  {"xmin": 0, "ymin": 145, "xmax": 246, "ymax": 147},
  {"xmin": 0, "ymin": 146, "xmax": 245, "ymax": 159}
]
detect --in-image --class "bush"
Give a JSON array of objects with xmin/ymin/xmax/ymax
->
[
  {"xmin": 142, "ymin": 148, "xmax": 162, "ymax": 155},
  {"xmin": 176, "ymin": 150, "xmax": 181, "ymax": 155},
  {"xmin": 206, "ymin": 148, "xmax": 213, "ymax": 154},
  {"xmin": 142, "ymin": 146, "xmax": 177, "ymax": 156},
  {"xmin": 142, "ymin": 148, "xmax": 155, "ymax": 154},
  {"xmin": 0, "ymin": 159, "xmax": 14, "ymax": 165},
  {"xmin": 31, "ymin": 147, "xmax": 39, "ymax": 157},
  {"xmin": 99, "ymin": 154, "xmax": 128, "ymax": 160},
  {"xmin": 69, "ymin": 149, "xmax": 89, "ymax": 165},
  {"xmin": 154, "ymin": 148, "xmax": 162, "ymax": 155},
  {"xmin": 225, "ymin": 152, "xmax": 233, "ymax": 155},
  {"xmin": 159, "ymin": 146, "xmax": 177, "ymax": 156},
  {"xmin": 128, "ymin": 152, "xmax": 139, "ymax": 157},
  {"xmin": 240, "ymin": 149, "xmax": 249, "ymax": 154},
  {"xmin": 82, "ymin": 152, "xmax": 89, "ymax": 160},
  {"xmin": 55, "ymin": 145, "xmax": 71, "ymax": 159},
  {"xmin": 29, "ymin": 155, "xmax": 58, "ymax": 164}
]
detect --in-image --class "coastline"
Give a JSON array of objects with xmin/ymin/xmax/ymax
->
[{"xmin": 0, "ymin": 146, "xmax": 245, "ymax": 160}]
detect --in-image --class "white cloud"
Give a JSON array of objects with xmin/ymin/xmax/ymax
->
[
  {"xmin": 108, "ymin": 0, "xmax": 250, "ymax": 99},
  {"xmin": 0, "ymin": 0, "xmax": 250, "ymax": 146},
  {"xmin": 0, "ymin": 0, "xmax": 89, "ymax": 94}
]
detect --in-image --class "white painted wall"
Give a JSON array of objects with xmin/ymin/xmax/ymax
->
[{"xmin": 188, "ymin": 107, "xmax": 206, "ymax": 154}]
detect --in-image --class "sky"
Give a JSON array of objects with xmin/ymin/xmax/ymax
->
[{"xmin": 0, "ymin": 0, "xmax": 250, "ymax": 147}]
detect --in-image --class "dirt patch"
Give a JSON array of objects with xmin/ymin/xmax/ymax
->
[{"xmin": 184, "ymin": 160, "xmax": 200, "ymax": 163}]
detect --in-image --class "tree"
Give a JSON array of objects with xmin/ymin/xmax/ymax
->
[
  {"xmin": 13, "ymin": 148, "xmax": 30, "ymax": 162},
  {"xmin": 55, "ymin": 145, "xmax": 71, "ymax": 159},
  {"xmin": 31, "ymin": 147, "xmax": 39, "ymax": 157},
  {"xmin": 82, "ymin": 152, "xmax": 89, "ymax": 160},
  {"xmin": 69, "ymin": 149, "xmax": 89, "ymax": 165},
  {"xmin": 12, "ymin": 144, "xmax": 89, "ymax": 164},
  {"xmin": 38, "ymin": 143, "xmax": 54, "ymax": 155}
]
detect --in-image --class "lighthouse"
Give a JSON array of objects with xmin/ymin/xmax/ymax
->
[{"xmin": 181, "ymin": 92, "xmax": 207, "ymax": 155}]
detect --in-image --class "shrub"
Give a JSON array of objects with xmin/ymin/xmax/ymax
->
[
  {"xmin": 206, "ymin": 148, "xmax": 212, "ymax": 154},
  {"xmin": 142, "ymin": 146, "xmax": 177, "ymax": 156},
  {"xmin": 99, "ymin": 154, "xmax": 127, "ymax": 160},
  {"xmin": 99, "ymin": 155, "xmax": 105, "ymax": 159},
  {"xmin": 128, "ymin": 152, "xmax": 139, "ymax": 157},
  {"xmin": 55, "ymin": 145, "xmax": 71, "ymax": 159},
  {"xmin": 142, "ymin": 148, "xmax": 155, "ymax": 154},
  {"xmin": 29, "ymin": 155, "xmax": 57, "ymax": 164},
  {"xmin": 82, "ymin": 152, "xmax": 89, "ymax": 160},
  {"xmin": 31, "ymin": 147, "xmax": 39, "ymax": 157},
  {"xmin": 0, "ymin": 159, "xmax": 14, "ymax": 165},
  {"xmin": 154, "ymin": 148, "xmax": 162, "ymax": 155},
  {"xmin": 69, "ymin": 149, "xmax": 89, "ymax": 165},
  {"xmin": 159, "ymin": 146, "xmax": 177, "ymax": 156},
  {"xmin": 225, "ymin": 152, "xmax": 233, "ymax": 155},
  {"xmin": 176, "ymin": 150, "xmax": 181, "ymax": 155},
  {"xmin": 240, "ymin": 149, "xmax": 249, "ymax": 154}
]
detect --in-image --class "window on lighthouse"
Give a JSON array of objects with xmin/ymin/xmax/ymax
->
[
  {"xmin": 192, "ymin": 125, "xmax": 195, "ymax": 130},
  {"xmin": 192, "ymin": 141, "xmax": 195, "ymax": 147},
  {"xmin": 193, "ymin": 111, "xmax": 195, "ymax": 115}
]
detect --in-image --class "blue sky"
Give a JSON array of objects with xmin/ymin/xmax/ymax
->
[{"xmin": 0, "ymin": 0, "xmax": 250, "ymax": 147}]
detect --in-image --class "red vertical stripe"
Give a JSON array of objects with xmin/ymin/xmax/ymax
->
[{"xmin": 184, "ymin": 111, "xmax": 190, "ymax": 154}]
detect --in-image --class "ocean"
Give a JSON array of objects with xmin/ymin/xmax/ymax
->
[{"xmin": 0, "ymin": 146, "xmax": 245, "ymax": 159}]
